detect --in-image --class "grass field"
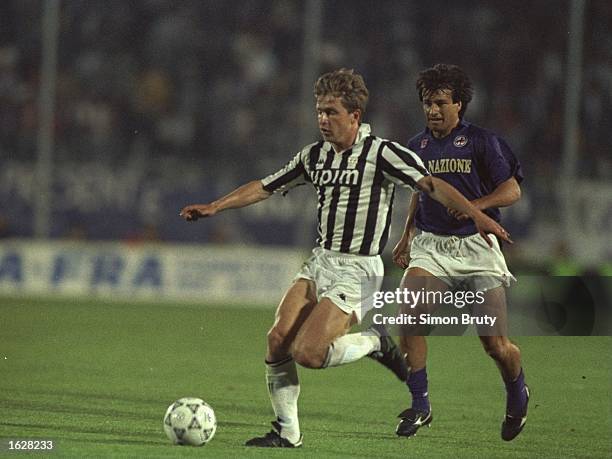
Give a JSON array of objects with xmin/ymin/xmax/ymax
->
[{"xmin": 0, "ymin": 297, "xmax": 610, "ymax": 458}]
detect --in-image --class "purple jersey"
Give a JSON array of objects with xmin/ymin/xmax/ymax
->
[{"xmin": 408, "ymin": 121, "xmax": 523, "ymax": 236}]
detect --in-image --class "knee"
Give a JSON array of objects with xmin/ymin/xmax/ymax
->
[
  {"xmin": 482, "ymin": 339, "xmax": 510, "ymax": 362},
  {"xmin": 484, "ymin": 345, "xmax": 502, "ymax": 361},
  {"xmin": 292, "ymin": 339, "xmax": 327, "ymax": 369}
]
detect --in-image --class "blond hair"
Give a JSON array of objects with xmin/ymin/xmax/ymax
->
[{"xmin": 314, "ymin": 68, "xmax": 369, "ymax": 115}]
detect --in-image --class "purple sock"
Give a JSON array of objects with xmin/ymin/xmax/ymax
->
[
  {"xmin": 407, "ymin": 368, "xmax": 430, "ymax": 412},
  {"xmin": 505, "ymin": 368, "xmax": 527, "ymax": 416}
]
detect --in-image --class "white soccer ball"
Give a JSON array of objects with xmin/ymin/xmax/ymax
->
[{"xmin": 163, "ymin": 397, "xmax": 217, "ymax": 446}]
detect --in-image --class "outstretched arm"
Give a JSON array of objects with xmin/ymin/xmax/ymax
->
[
  {"xmin": 416, "ymin": 176, "xmax": 512, "ymax": 246},
  {"xmin": 180, "ymin": 180, "xmax": 272, "ymax": 221},
  {"xmin": 449, "ymin": 177, "xmax": 521, "ymax": 220}
]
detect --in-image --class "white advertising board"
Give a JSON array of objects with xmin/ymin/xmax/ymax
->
[{"xmin": 0, "ymin": 241, "xmax": 306, "ymax": 306}]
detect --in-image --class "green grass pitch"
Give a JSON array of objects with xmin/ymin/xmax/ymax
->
[{"xmin": 0, "ymin": 297, "xmax": 610, "ymax": 458}]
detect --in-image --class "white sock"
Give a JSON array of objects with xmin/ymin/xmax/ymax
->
[
  {"xmin": 265, "ymin": 357, "xmax": 301, "ymax": 444},
  {"xmin": 323, "ymin": 332, "xmax": 380, "ymax": 368}
]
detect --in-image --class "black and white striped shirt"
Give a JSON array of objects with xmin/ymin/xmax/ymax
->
[{"xmin": 261, "ymin": 124, "xmax": 429, "ymax": 256}]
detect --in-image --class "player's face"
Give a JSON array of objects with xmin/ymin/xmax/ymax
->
[
  {"xmin": 316, "ymin": 95, "xmax": 360, "ymax": 152},
  {"xmin": 422, "ymin": 89, "xmax": 462, "ymax": 138}
]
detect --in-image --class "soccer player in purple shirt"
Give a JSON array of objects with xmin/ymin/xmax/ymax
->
[{"xmin": 392, "ymin": 64, "xmax": 529, "ymax": 441}]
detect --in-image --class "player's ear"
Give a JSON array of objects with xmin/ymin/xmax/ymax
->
[{"xmin": 352, "ymin": 109, "xmax": 362, "ymax": 124}]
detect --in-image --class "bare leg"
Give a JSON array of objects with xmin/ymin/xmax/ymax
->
[
  {"xmin": 395, "ymin": 267, "xmax": 449, "ymax": 437},
  {"xmin": 292, "ymin": 297, "xmax": 355, "ymax": 369},
  {"xmin": 398, "ymin": 267, "xmax": 448, "ymax": 371},
  {"xmin": 477, "ymin": 287, "xmax": 521, "ymax": 382},
  {"xmin": 261, "ymin": 279, "xmax": 317, "ymax": 445},
  {"xmin": 266, "ymin": 279, "xmax": 317, "ymax": 362},
  {"xmin": 476, "ymin": 286, "xmax": 529, "ymax": 441},
  {"xmin": 258, "ymin": 280, "xmax": 381, "ymax": 446}
]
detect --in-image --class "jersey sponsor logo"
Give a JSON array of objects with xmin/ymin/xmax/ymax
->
[
  {"xmin": 427, "ymin": 158, "xmax": 472, "ymax": 174},
  {"xmin": 420, "ymin": 138, "xmax": 429, "ymax": 149},
  {"xmin": 310, "ymin": 168, "xmax": 360, "ymax": 186},
  {"xmin": 453, "ymin": 135, "xmax": 468, "ymax": 147}
]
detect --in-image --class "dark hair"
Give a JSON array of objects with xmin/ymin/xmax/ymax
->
[
  {"xmin": 416, "ymin": 64, "xmax": 473, "ymax": 118},
  {"xmin": 314, "ymin": 68, "xmax": 369, "ymax": 116}
]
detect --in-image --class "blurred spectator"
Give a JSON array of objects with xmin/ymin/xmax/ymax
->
[
  {"xmin": 0, "ymin": 215, "xmax": 14, "ymax": 238},
  {"xmin": 4, "ymin": 0, "xmax": 609, "ymax": 176}
]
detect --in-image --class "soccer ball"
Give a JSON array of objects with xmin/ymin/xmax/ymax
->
[{"xmin": 163, "ymin": 397, "xmax": 217, "ymax": 446}]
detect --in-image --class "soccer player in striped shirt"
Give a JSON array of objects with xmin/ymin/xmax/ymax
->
[
  {"xmin": 392, "ymin": 64, "xmax": 529, "ymax": 441},
  {"xmin": 180, "ymin": 69, "xmax": 512, "ymax": 448}
]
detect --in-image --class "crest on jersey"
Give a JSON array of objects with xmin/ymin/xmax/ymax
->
[
  {"xmin": 420, "ymin": 138, "xmax": 429, "ymax": 149},
  {"xmin": 453, "ymin": 135, "xmax": 468, "ymax": 147},
  {"xmin": 347, "ymin": 156, "xmax": 358, "ymax": 168}
]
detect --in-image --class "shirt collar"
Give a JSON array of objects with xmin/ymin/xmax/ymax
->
[
  {"xmin": 355, "ymin": 123, "xmax": 371, "ymax": 144},
  {"xmin": 328, "ymin": 123, "xmax": 372, "ymax": 154},
  {"xmin": 425, "ymin": 119, "xmax": 468, "ymax": 139}
]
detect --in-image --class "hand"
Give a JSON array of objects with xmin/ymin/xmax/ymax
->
[
  {"xmin": 392, "ymin": 236, "xmax": 412, "ymax": 269},
  {"xmin": 447, "ymin": 208, "xmax": 469, "ymax": 220},
  {"xmin": 473, "ymin": 213, "xmax": 513, "ymax": 247},
  {"xmin": 447, "ymin": 198, "xmax": 484, "ymax": 220},
  {"xmin": 179, "ymin": 203, "xmax": 217, "ymax": 221}
]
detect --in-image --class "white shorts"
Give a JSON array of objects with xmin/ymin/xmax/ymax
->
[
  {"xmin": 295, "ymin": 247, "xmax": 384, "ymax": 323},
  {"xmin": 408, "ymin": 231, "xmax": 515, "ymax": 291}
]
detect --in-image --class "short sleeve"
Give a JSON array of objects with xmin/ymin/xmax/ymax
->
[
  {"xmin": 498, "ymin": 137, "xmax": 524, "ymax": 184},
  {"xmin": 261, "ymin": 151, "xmax": 308, "ymax": 194},
  {"xmin": 380, "ymin": 141, "xmax": 429, "ymax": 189},
  {"xmin": 477, "ymin": 134, "xmax": 521, "ymax": 188}
]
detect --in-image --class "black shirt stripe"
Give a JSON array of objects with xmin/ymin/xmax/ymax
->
[
  {"xmin": 315, "ymin": 147, "xmax": 335, "ymax": 245},
  {"xmin": 386, "ymin": 142, "xmax": 430, "ymax": 177},
  {"xmin": 323, "ymin": 149, "xmax": 353, "ymax": 250},
  {"xmin": 308, "ymin": 141, "xmax": 325, "ymax": 171},
  {"xmin": 359, "ymin": 142, "xmax": 386, "ymax": 254},
  {"xmin": 377, "ymin": 187, "xmax": 395, "ymax": 253},
  {"xmin": 340, "ymin": 136, "xmax": 374, "ymax": 253},
  {"xmin": 262, "ymin": 162, "xmax": 306, "ymax": 192},
  {"xmin": 380, "ymin": 156, "xmax": 418, "ymax": 188}
]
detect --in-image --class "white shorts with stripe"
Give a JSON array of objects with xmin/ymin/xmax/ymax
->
[
  {"xmin": 294, "ymin": 247, "xmax": 384, "ymax": 322},
  {"xmin": 408, "ymin": 231, "xmax": 515, "ymax": 291}
]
